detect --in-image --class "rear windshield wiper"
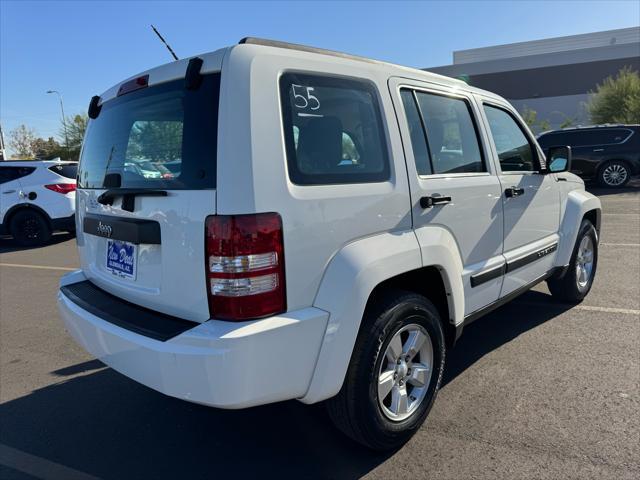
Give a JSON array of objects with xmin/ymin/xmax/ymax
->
[{"xmin": 97, "ymin": 189, "xmax": 168, "ymax": 212}]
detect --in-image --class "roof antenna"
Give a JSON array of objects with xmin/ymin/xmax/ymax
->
[{"xmin": 151, "ymin": 24, "xmax": 179, "ymax": 61}]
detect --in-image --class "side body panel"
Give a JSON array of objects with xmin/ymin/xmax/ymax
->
[
  {"xmin": 19, "ymin": 166, "xmax": 76, "ymax": 220},
  {"xmin": 217, "ymin": 45, "xmax": 413, "ymax": 312},
  {"xmin": 388, "ymin": 78, "xmax": 505, "ymax": 315},
  {"xmin": 571, "ymin": 144, "xmax": 605, "ymax": 179},
  {"xmin": 475, "ymin": 96, "xmax": 561, "ymax": 297},
  {"xmin": 0, "ymin": 172, "xmax": 21, "ymax": 226},
  {"xmin": 303, "ymin": 231, "xmax": 428, "ymax": 404},
  {"xmin": 498, "ymin": 170, "xmax": 560, "ymax": 295}
]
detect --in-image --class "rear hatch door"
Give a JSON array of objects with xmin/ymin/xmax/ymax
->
[{"xmin": 76, "ymin": 70, "xmax": 221, "ymax": 322}]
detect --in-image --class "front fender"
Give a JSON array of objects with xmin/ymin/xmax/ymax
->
[
  {"xmin": 555, "ymin": 190, "xmax": 601, "ymax": 268},
  {"xmin": 301, "ymin": 227, "xmax": 464, "ymax": 404}
]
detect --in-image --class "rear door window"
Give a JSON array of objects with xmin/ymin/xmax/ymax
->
[
  {"xmin": 78, "ymin": 74, "xmax": 220, "ymax": 189},
  {"xmin": 413, "ymin": 91, "xmax": 485, "ymax": 175},
  {"xmin": 280, "ymin": 73, "xmax": 390, "ymax": 185},
  {"xmin": 0, "ymin": 166, "xmax": 35, "ymax": 184},
  {"xmin": 400, "ymin": 90, "xmax": 432, "ymax": 175}
]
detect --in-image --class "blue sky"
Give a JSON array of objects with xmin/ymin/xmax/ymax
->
[{"xmin": 1, "ymin": 0, "xmax": 639, "ymax": 153}]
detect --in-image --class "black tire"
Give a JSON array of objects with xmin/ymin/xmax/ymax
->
[
  {"xmin": 326, "ymin": 290, "xmax": 445, "ymax": 451},
  {"xmin": 598, "ymin": 160, "xmax": 631, "ymax": 188},
  {"xmin": 9, "ymin": 209, "xmax": 52, "ymax": 246},
  {"xmin": 547, "ymin": 219, "xmax": 598, "ymax": 303}
]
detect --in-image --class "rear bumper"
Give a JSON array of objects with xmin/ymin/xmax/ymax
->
[{"xmin": 57, "ymin": 270, "xmax": 329, "ymax": 409}]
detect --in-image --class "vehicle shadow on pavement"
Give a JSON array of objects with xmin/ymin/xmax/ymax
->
[
  {"xmin": 0, "ymin": 291, "xmax": 572, "ymax": 480},
  {"xmin": 0, "ymin": 232, "xmax": 75, "ymax": 254},
  {"xmin": 442, "ymin": 290, "xmax": 573, "ymax": 387}
]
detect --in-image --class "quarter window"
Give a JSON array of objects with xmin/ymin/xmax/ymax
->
[
  {"xmin": 280, "ymin": 73, "xmax": 389, "ymax": 185},
  {"xmin": 483, "ymin": 105, "xmax": 537, "ymax": 172},
  {"xmin": 48, "ymin": 163, "xmax": 78, "ymax": 179},
  {"xmin": 592, "ymin": 129, "xmax": 630, "ymax": 145}
]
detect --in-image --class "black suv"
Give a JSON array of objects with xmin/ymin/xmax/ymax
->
[{"xmin": 537, "ymin": 125, "xmax": 640, "ymax": 188}]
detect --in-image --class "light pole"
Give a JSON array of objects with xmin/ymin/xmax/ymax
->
[{"xmin": 46, "ymin": 90, "xmax": 70, "ymax": 159}]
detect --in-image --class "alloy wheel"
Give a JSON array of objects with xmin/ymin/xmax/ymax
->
[
  {"xmin": 602, "ymin": 163, "xmax": 628, "ymax": 187},
  {"xmin": 576, "ymin": 235, "xmax": 595, "ymax": 289},
  {"xmin": 377, "ymin": 323, "xmax": 433, "ymax": 422}
]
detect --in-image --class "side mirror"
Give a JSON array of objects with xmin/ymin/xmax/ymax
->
[{"xmin": 546, "ymin": 145, "xmax": 572, "ymax": 173}]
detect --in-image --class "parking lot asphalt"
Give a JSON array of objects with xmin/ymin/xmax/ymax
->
[{"xmin": 1, "ymin": 182, "xmax": 638, "ymax": 480}]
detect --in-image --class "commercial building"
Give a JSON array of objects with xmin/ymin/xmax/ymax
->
[{"xmin": 427, "ymin": 27, "xmax": 640, "ymax": 130}]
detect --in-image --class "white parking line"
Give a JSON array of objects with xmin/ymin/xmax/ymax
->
[
  {"xmin": 0, "ymin": 444, "xmax": 100, "ymax": 480},
  {"xmin": 0, "ymin": 263, "xmax": 76, "ymax": 271},
  {"xmin": 573, "ymin": 305, "xmax": 640, "ymax": 315},
  {"xmin": 518, "ymin": 302, "xmax": 640, "ymax": 315},
  {"xmin": 600, "ymin": 243, "xmax": 640, "ymax": 247}
]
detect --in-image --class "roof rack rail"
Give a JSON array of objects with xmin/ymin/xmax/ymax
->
[{"xmin": 238, "ymin": 37, "xmax": 380, "ymax": 66}]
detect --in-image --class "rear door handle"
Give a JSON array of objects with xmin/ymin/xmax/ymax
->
[
  {"xmin": 593, "ymin": 148, "xmax": 605, "ymax": 152},
  {"xmin": 505, "ymin": 187, "xmax": 525, "ymax": 198},
  {"xmin": 2, "ymin": 190, "xmax": 16, "ymax": 194},
  {"xmin": 420, "ymin": 195, "xmax": 451, "ymax": 208}
]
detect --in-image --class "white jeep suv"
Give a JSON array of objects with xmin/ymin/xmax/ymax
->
[
  {"xmin": 0, "ymin": 160, "xmax": 77, "ymax": 245},
  {"xmin": 58, "ymin": 39, "xmax": 601, "ymax": 450}
]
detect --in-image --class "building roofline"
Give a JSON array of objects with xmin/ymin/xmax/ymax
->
[{"xmin": 452, "ymin": 26, "xmax": 640, "ymax": 65}]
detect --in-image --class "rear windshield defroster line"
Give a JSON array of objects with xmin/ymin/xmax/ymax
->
[{"xmin": 78, "ymin": 73, "xmax": 221, "ymax": 190}]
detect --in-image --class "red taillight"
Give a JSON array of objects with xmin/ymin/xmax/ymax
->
[
  {"xmin": 45, "ymin": 183, "xmax": 76, "ymax": 194},
  {"xmin": 205, "ymin": 213, "xmax": 286, "ymax": 321}
]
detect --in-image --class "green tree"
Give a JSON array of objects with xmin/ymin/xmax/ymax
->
[
  {"xmin": 60, "ymin": 114, "xmax": 89, "ymax": 160},
  {"xmin": 559, "ymin": 116, "xmax": 576, "ymax": 129},
  {"xmin": 127, "ymin": 121, "xmax": 182, "ymax": 162},
  {"xmin": 8, "ymin": 124, "xmax": 36, "ymax": 158},
  {"xmin": 520, "ymin": 106, "xmax": 551, "ymax": 134},
  {"xmin": 521, "ymin": 106, "xmax": 538, "ymax": 129},
  {"xmin": 538, "ymin": 119, "xmax": 551, "ymax": 132},
  {"xmin": 31, "ymin": 136, "xmax": 64, "ymax": 159},
  {"xmin": 588, "ymin": 67, "xmax": 640, "ymax": 124}
]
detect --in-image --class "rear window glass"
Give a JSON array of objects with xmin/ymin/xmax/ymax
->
[
  {"xmin": 280, "ymin": 73, "xmax": 390, "ymax": 185},
  {"xmin": 78, "ymin": 74, "xmax": 220, "ymax": 189},
  {"xmin": 49, "ymin": 163, "xmax": 78, "ymax": 179}
]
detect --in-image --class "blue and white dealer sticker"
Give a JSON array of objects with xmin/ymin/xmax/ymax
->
[{"xmin": 106, "ymin": 240, "xmax": 137, "ymax": 280}]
